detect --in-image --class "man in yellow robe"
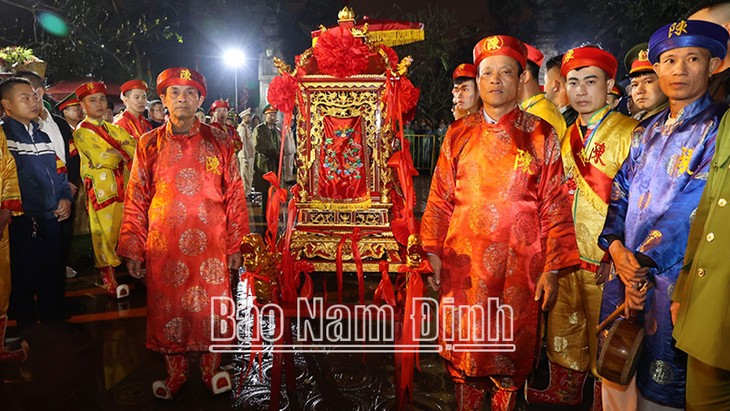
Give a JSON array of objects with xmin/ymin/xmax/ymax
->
[
  {"xmin": 519, "ymin": 44, "xmax": 567, "ymax": 138},
  {"xmin": 73, "ymin": 82, "xmax": 137, "ymax": 299},
  {"xmin": 526, "ymin": 45, "xmax": 637, "ymax": 408},
  {"xmin": 0, "ymin": 126, "xmax": 26, "ymax": 362}
]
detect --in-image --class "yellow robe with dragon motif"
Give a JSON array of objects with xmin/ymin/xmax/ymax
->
[
  {"xmin": 548, "ymin": 107, "xmax": 636, "ymax": 375},
  {"xmin": 74, "ymin": 118, "xmax": 136, "ymax": 269}
]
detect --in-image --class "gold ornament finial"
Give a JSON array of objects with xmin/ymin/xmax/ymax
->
[
  {"xmin": 338, "ymin": 6, "xmax": 355, "ymax": 22},
  {"xmin": 396, "ymin": 56, "xmax": 413, "ymax": 76},
  {"xmin": 273, "ymin": 57, "xmax": 292, "ymax": 75},
  {"xmin": 351, "ymin": 22, "xmax": 369, "ymax": 38}
]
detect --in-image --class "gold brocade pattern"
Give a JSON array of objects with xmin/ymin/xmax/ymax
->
[
  {"xmin": 670, "ymin": 147, "xmax": 695, "ymax": 177},
  {"xmin": 175, "ymin": 168, "xmax": 201, "ymax": 196},
  {"xmin": 639, "ymin": 191, "xmax": 653, "ymax": 210},
  {"xmin": 562, "ymin": 112, "xmax": 636, "ymax": 263},
  {"xmin": 638, "ymin": 229, "xmax": 663, "ymax": 253},
  {"xmin": 181, "ymin": 286, "xmax": 208, "ymax": 313},
  {"xmin": 546, "ymin": 269, "xmax": 602, "ymax": 374},
  {"xmin": 163, "ymin": 317, "xmax": 191, "ymax": 344},
  {"xmin": 200, "ymin": 258, "xmax": 227, "ymax": 285},
  {"xmin": 161, "ymin": 260, "xmax": 189, "ymax": 288},
  {"xmin": 179, "ymin": 229, "xmax": 207, "ymax": 256}
]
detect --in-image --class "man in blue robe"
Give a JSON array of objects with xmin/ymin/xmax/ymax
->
[{"xmin": 598, "ymin": 19, "xmax": 729, "ymax": 410}]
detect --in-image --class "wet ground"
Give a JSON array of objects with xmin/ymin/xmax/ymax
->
[{"xmin": 0, "ymin": 176, "xmax": 595, "ymax": 410}]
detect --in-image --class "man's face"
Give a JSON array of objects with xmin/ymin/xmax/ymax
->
[
  {"xmin": 264, "ymin": 112, "xmax": 277, "ymax": 125},
  {"xmin": 148, "ymin": 103, "xmax": 165, "ymax": 121},
  {"xmin": 0, "ymin": 83, "xmax": 40, "ymax": 124},
  {"xmin": 213, "ymin": 107, "xmax": 228, "ymax": 122},
  {"xmin": 103, "ymin": 106, "xmax": 114, "ymax": 123},
  {"xmin": 566, "ymin": 66, "xmax": 614, "ymax": 115},
  {"xmin": 630, "ymin": 72, "xmax": 667, "ymax": 112},
  {"xmin": 476, "ymin": 55, "xmax": 522, "ymax": 112},
  {"xmin": 122, "ymin": 89, "xmax": 147, "ymax": 115},
  {"xmin": 242, "ymin": 113, "xmax": 251, "ymax": 125},
  {"xmin": 654, "ymin": 47, "xmax": 720, "ymax": 106},
  {"xmin": 452, "ymin": 79, "xmax": 479, "ymax": 112},
  {"xmin": 63, "ymin": 105, "xmax": 84, "ymax": 123},
  {"xmin": 80, "ymin": 93, "xmax": 108, "ymax": 121},
  {"xmin": 543, "ymin": 66, "xmax": 564, "ymax": 105},
  {"xmin": 161, "ymin": 85, "xmax": 204, "ymax": 122}
]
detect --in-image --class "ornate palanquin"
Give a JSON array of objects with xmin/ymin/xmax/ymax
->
[
  {"xmin": 289, "ymin": 75, "xmax": 403, "ymax": 271},
  {"xmin": 251, "ymin": 8, "xmax": 426, "ymax": 410},
  {"xmin": 265, "ymin": 7, "xmax": 422, "ymax": 274}
]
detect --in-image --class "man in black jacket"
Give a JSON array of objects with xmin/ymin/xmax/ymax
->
[
  {"xmin": 15, "ymin": 71, "xmax": 80, "ymax": 279},
  {"xmin": 0, "ymin": 77, "xmax": 73, "ymax": 328}
]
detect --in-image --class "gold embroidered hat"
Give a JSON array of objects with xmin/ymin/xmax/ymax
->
[
  {"xmin": 473, "ymin": 35, "xmax": 528, "ymax": 70},
  {"xmin": 156, "ymin": 67, "xmax": 207, "ymax": 98},
  {"xmin": 648, "ymin": 19, "xmax": 728, "ymax": 64}
]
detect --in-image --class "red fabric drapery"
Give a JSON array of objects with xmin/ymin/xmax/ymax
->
[{"xmin": 318, "ymin": 116, "xmax": 369, "ymax": 201}]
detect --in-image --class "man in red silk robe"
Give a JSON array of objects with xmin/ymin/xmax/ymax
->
[
  {"xmin": 421, "ymin": 35, "xmax": 580, "ymax": 411},
  {"xmin": 117, "ymin": 67, "xmax": 248, "ymax": 400}
]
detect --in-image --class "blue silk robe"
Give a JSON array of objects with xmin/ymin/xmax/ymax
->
[{"xmin": 598, "ymin": 94, "xmax": 728, "ymax": 407}]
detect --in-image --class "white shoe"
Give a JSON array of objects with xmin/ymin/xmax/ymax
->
[
  {"xmin": 152, "ymin": 380, "xmax": 172, "ymax": 400},
  {"xmin": 210, "ymin": 371, "xmax": 232, "ymax": 395},
  {"xmin": 116, "ymin": 284, "xmax": 130, "ymax": 299},
  {"xmin": 65, "ymin": 266, "xmax": 78, "ymax": 279}
]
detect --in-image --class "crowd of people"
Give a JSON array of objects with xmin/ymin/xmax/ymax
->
[
  {"xmin": 0, "ymin": 64, "xmax": 271, "ymax": 398},
  {"xmin": 0, "ymin": 1, "xmax": 729, "ymax": 409}
]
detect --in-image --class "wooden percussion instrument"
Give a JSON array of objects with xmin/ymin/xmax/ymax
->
[{"xmin": 596, "ymin": 281, "xmax": 651, "ymax": 385}]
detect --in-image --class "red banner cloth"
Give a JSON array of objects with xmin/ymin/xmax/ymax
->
[{"xmin": 318, "ymin": 116, "xmax": 368, "ymax": 200}]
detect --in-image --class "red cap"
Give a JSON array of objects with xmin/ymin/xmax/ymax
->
[
  {"xmin": 156, "ymin": 67, "xmax": 207, "ymax": 98},
  {"xmin": 525, "ymin": 43, "xmax": 544, "ymax": 67},
  {"xmin": 609, "ymin": 85, "xmax": 623, "ymax": 97},
  {"xmin": 120, "ymin": 79, "xmax": 149, "ymax": 95},
  {"xmin": 629, "ymin": 49, "xmax": 654, "ymax": 75},
  {"xmin": 75, "ymin": 81, "xmax": 108, "ymax": 100},
  {"xmin": 452, "ymin": 63, "xmax": 477, "ymax": 80},
  {"xmin": 561, "ymin": 46, "xmax": 618, "ymax": 79},
  {"xmin": 209, "ymin": 99, "xmax": 230, "ymax": 114},
  {"xmin": 473, "ymin": 35, "xmax": 527, "ymax": 70}
]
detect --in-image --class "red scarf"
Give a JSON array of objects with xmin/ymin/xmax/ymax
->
[{"xmin": 568, "ymin": 125, "xmax": 613, "ymax": 202}]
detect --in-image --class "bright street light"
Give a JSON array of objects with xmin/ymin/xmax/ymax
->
[
  {"xmin": 223, "ymin": 48, "xmax": 246, "ymax": 111},
  {"xmin": 224, "ymin": 48, "xmax": 246, "ymax": 68}
]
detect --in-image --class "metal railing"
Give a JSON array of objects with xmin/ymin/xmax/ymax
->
[{"xmin": 406, "ymin": 133, "xmax": 443, "ymax": 174}]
